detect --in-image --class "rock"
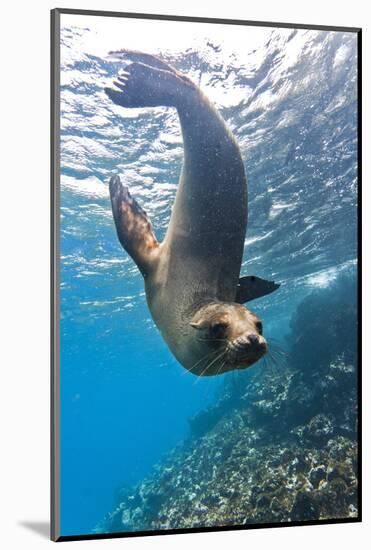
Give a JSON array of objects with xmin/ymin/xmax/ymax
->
[
  {"xmin": 309, "ymin": 466, "xmax": 327, "ymax": 488},
  {"xmin": 291, "ymin": 491, "xmax": 320, "ymax": 521}
]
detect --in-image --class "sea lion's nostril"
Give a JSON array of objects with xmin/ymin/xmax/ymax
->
[{"xmin": 248, "ymin": 333, "xmax": 259, "ymax": 345}]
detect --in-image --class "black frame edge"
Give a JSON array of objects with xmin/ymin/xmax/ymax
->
[
  {"xmin": 54, "ymin": 7, "xmax": 361, "ymax": 33},
  {"xmin": 56, "ymin": 517, "xmax": 361, "ymax": 542},
  {"xmin": 51, "ymin": 7, "xmax": 61, "ymax": 543},
  {"xmin": 356, "ymin": 28, "xmax": 362, "ymax": 523}
]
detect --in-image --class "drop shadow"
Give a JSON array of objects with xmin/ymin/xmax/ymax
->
[{"xmin": 18, "ymin": 521, "xmax": 50, "ymax": 539}]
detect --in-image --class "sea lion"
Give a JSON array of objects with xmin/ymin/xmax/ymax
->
[{"xmin": 105, "ymin": 50, "xmax": 279, "ymax": 376}]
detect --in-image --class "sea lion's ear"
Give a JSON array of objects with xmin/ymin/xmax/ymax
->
[
  {"xmin": 190, "ymin": 318, "xmax": 209, "ymax": 330},
  {"xmin": 190, "ymin": 320, "xmax": 204, "ymax": 330},
  {"xmin": 236, "ymin": 275, "xmax": 280, "ymax": 304},
  {"xmin": 109, "ymin": 175, "xmax": 161, "ymax": 277}
]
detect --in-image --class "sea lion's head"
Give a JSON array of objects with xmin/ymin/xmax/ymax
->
[{"xmin": 189, "ymin": 302, "xmax": 267, "ymax": 376}]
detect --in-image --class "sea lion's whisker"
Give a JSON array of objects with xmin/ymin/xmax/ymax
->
[
  {"xmin": 267, "ymin": 339, "xmax": 288, "ymax": 354},
  {"xmin": 264, "ymin": 356, "xmax": 274, "ymax": 373},
  {"xmin": 267, "ymin": 342, "xmax": 288, "ymax": 360},
  {"xmin": 266, "ymin": 348, "xmax": 289, "ymax": 375},
  {"xmin": 194, "ymin": 350, "xmax": 227, "ymax": 382},
  {"xmin": 184, "ymin": 347, "xmax": 221, "ymax": 376},
  {"xmin": 268, "ymin": 351, "xmax": 279, "ymax": 366},
  {"xmin": 185, "ymin": 352, "xmax": 217, "ymax": 376},
  {"xmin": 269, "ymin": 348, "xmax": 284, "ymax": 357},
  {"xmin": 269, "ymin": 347, "xmax": 288, "ymax": 358},
  {"xmin": 196, "ymin": 337, "xmax": 227, "ymax": 343},
  {"xmin": 180, "ymin": 352, "xmax": 209, "ymax": 377},
  {"xmin": 216, "ymin": 358, "xmax": 227, "ymax": 377},
  {"xmin": 264, "ymin": 355, "xmax": 278, "ymax": 376},
  {"xmin": 195, "ymin": 350, "xmax": 225, "ymax": 384},
  {"xmin": 269, "ymin": 348, "xmax": 288, "ymax": 366}
]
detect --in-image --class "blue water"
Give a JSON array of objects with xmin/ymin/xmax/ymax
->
[{"xmin": 59, "ymin": 17, "xmax": 357, "ymax": 536}]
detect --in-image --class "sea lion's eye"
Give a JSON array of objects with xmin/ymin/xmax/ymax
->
[
  {"xmin": 210, "ymin": 322, "xmax": 227, "ymax": 339},
  {"xmin": 256, "ymin": 321, "xmax": 263, "ymax": 335}
]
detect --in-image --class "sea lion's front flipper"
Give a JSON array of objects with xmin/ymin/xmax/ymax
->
[
  {"xmin": 236, "ymin": 276, "xmax": 280, "ymax": 304},
  {"xmin": 109, "ymin": 175, "xmax": 160, "ymax": 277}
]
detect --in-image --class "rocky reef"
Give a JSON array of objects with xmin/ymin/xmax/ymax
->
[{"xmin": 97, "ymin": 275, "xmax": 358, "ymax": 533}]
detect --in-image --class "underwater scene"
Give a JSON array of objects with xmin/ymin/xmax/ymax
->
[{"xmin": 58, "ymin": 14, "xmax": 358, "ymax": 537}]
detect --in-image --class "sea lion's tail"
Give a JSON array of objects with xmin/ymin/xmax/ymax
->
[{"xmin": 105, "ymin": 51, "xmax": 194, "ymax": 109}]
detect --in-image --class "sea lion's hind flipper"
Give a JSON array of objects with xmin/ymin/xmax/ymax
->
[
  {"xmin": 236, "ymin": 276, "xmax": 280, "ymax": 304},
  {"xmin": 105, "ymin": 62, "xmax": 191, "ymax": 109},
  {"xmin": 109, "ymin": 175, "xmax": 160, "ymax": 276},
  {"xmin": 108, "ymin": 49, "xmax": 178, "ymax": 74}
]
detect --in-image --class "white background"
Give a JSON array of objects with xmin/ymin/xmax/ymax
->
[{"xmin": 0, "ymin": 0, "xmax": 369, "ymax": 548}]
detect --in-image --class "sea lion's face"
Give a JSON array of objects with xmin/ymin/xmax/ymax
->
[{"xmin": 189, "ymin": 302, "xmax": 267, "ymax": 376}]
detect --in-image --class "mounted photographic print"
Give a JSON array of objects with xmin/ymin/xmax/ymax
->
[{"xmin": 51, "ymin": 8, "xmax": 361, "ymax": 542}]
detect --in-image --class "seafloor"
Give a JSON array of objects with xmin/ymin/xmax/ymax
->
[{"xmin": 97, "ymin": 279, "xmax": 358, "ymax": 532}]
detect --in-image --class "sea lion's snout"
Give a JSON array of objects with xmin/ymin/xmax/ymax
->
[
  {"xmin": 245, "ymin": 333, "xmax": 267, "ymax": 352},
  {"xmin": 229, "ymin": 332, "xmax": 267, "ymax": 367}
]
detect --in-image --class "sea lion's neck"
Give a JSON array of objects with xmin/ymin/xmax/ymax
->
[
  {"xmin": 180, "ymin": 292, "xmax": 223, "ymax": 321},
  {"xmin": 146, "ymin": 271, "xmax": 235, "ymax": 338},
  {"xmin": 177, "ymin": 88, "xmax": 241, "ymax": 167}
]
